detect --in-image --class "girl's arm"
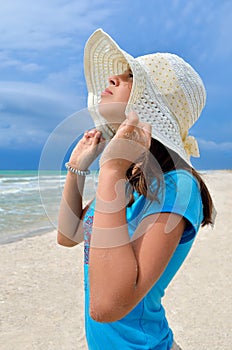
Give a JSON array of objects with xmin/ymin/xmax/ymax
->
[
  {"xmin": 89, "ymin": 112, "xmax": 185, "ymax": 322},
  {"xmin": 89, "ymin": 166, "xmax": 185, "ymax": 322},
  {"xmin": 57, "ymin": 170, "xmax": 87, "ymax": 247},
  {"xmin": 57, "ymin": 129, "xmax": 105, "ymax": 247}
]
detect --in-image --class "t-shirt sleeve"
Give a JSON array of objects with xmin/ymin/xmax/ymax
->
[{"xmin": 139, "ymin": 170, "xmax": 203, "ymax": 243}]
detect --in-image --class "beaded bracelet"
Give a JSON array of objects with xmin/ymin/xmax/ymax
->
[{"xmin": 65, "ymin": 162, "xmax": 90, "ymax": 176}]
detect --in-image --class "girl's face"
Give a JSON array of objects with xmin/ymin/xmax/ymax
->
[{"xmin": 98, "ymin": 69, "xmax": 133, "ymax": 127}]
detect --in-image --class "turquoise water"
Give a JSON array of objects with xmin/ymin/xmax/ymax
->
[{"xmin": 0, "ymin": 170, "xmax": 98, "ymax": 244}]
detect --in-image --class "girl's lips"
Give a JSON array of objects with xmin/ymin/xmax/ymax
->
[{"xmin": 101, "ymin": 88, "xmax": 113, "ymax": 96}]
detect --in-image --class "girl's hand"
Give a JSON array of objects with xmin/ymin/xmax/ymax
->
[
  {"xmin": 69, "ymin": 129, "xmax": 105, "ymax": 170},
  {"xmin": 99, "ymin": 111, "xmax": 151, "ymax": 174}
]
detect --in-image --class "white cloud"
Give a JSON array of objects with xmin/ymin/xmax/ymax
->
[
  {"xmin": 156, "ymin": 0, "xmax": 232, "ymax": 62},
  {"xmin": 0, "ymin": 114, "xmax": 50, "ymax": 149},
  {"xmin": 21, "ymin": 63, "xmax": 43, "ymax": 73},
  {"xmin": 198, "ymin": 138, "xmax": 232, "ymax": 151},
  {"xmin": 0, "ymin": 80, "xmax": 86, "ymax": 150},
  {"xmin": 0, "ymin": 81, "xmax": 79, "ymax": 118},
  {"xmin": 213, "ymin": 1, "xmax": 232, "ymax": 58},
  {"xmin": 0, "ymin": 0, "xmax": 119, "ymax": 50},
  {"xmin": 0, "ymin": 51, "xmax": 43, "ymax": 72},
  {"xmin": 43, "ymin": 63, "xmax": 86, "ymax": 94}
]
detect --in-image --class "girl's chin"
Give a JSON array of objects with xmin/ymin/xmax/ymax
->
[{"xmin": 98, "ymin": 102, "xmax": 127, "ymax": 125}]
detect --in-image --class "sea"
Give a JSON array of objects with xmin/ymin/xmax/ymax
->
[{"xmin": 0, "ymin": 170, "xmax": 98, "ymax": 245}]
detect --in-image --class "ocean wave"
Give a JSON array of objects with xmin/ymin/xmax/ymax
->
[
  {"xmin": 0, "ymin": 176, "xmax": 38, "ymax": 182},
  {"xmin": 0, "ymin": 188, "xmax": 22, "ymax": 194},
  {"xmin": 0, "ymin": 171, "xmax": 97, "ymax": 242}
]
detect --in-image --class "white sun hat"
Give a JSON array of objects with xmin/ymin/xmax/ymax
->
[{"xmin": 84, "ymin": 28, "xmax": 206, "ymax": 166}]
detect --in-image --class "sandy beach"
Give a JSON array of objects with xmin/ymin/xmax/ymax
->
[{"xmin": 0, "ymin": 170, "xmax": 231, "ymax": 350}]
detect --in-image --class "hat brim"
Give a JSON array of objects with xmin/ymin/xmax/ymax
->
[{"xmin": 84, "ymin": 28, "xmax": 139, "ymax": 139}]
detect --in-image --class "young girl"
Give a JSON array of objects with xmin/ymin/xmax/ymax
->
[{"xmin": 57, "ymin": 29, "xmax": 214, "ymax": 350}]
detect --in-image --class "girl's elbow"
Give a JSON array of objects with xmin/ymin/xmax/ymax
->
[
  {"xmin": 89, "ymin": 305, "xmax": 119, "ymax": 323},
  {"xmin": 89, "ymin": 297, "xmax": 130, "ymax": 323},
  {"xmin": 89, "ymin": 307, "xmax": 108, "ymax": 323},
  {"xmin": 57, "ymin": 231, "xmax": 78, "ymax": 247}
]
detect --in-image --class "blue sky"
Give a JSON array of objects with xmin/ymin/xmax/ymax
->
[{"xmin": 0, "ymin": 0, "xmax": 231, "ymax": 170}]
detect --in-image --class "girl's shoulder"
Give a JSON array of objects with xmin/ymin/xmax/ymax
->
[
  {"xmin": 161, "ymin": 169, "xmax": 201, "ymax": 202},
  {"xmin": 163, "ymin": 169, "xmax": 199, "ymax": 185}
]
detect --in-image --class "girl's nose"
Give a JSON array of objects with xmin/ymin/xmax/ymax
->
[{"xmin": 108, "ymin": 75, "xmax": 119, "ymax": 86}]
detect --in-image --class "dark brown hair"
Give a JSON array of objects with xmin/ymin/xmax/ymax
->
[{"xmin": 126, "ymin": 138, "xmax": 213, "ymax": 227}]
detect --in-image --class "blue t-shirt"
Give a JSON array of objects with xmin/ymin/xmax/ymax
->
[{"xmin": 83, "ymin": 170, "xmax": 203, "ymax": 350}]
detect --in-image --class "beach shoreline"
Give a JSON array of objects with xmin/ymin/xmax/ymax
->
[
  {"xmin": 0, "ymin": 226, "xmax": 55, "ymax": 246},
  {"xmin": 0, "ymin": 170, "xmax": 231, "ymax": 349}
]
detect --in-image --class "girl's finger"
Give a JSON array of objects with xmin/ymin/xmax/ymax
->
[
  {"xmin": 84, "ymin": 129, "xmax": 98, "ymax": 138},
  {"xmin": 141, "ymin": 122, "xmax": 152, "ymax": 148},
  {"xmin": 89, "ymin": 129, "xmax": 98, "ymax": 136},
  {"xmin": 84, "ymin": 130, "xmax": 90, "ymax": 139},
  {"xmin": 92, "ymin": 131, "xmax": 104, "ymax": 146},
  {"xmin": 142, "ymin": 122, "xmax": 152, "ymax": 136}
]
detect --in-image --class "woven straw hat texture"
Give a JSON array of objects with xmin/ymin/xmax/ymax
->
[{"xmin": 84, "ymin": 29, "xmax": 206, "ymax": 165}]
